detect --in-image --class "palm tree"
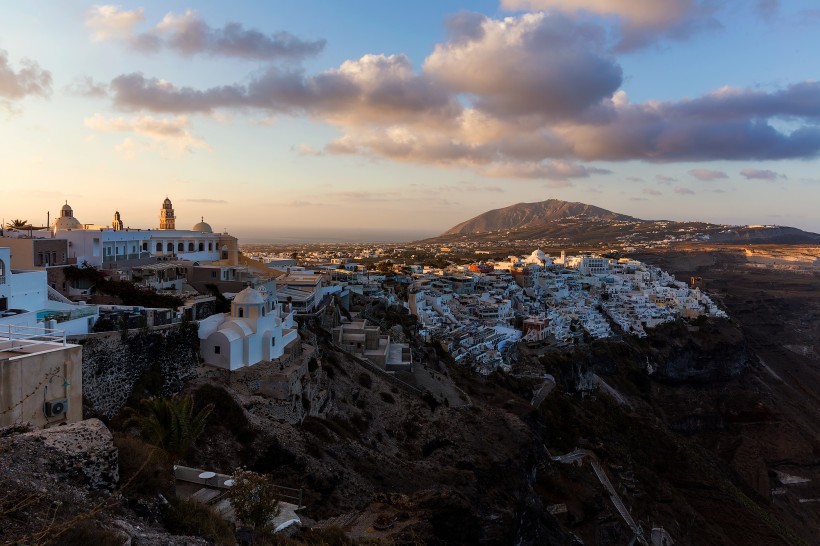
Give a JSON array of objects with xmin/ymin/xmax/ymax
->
[
  {"xmin": 5, "ymin": 219, "xmax": 29, "ymax": 230},
  {"xmin": 125, "ymin": 394, "xmax": 214, "ymax": 466}
]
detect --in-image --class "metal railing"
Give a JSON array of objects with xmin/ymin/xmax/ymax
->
[{"xmin": 0, "ymin": 323, "xmax": 66, "ymax": 353}]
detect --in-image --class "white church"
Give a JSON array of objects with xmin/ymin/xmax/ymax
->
[{"xmin": 198, "ymin": 285, "xmax": 299, "ymax": 371}]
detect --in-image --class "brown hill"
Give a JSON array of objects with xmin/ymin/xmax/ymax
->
[{"xmin": 443, "ymin": 199, "xmax": 638, "ymax": 235}]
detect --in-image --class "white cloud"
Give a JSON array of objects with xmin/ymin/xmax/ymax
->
[
  {"xmin": 85, "ymin": 5, "xmax": 146, "ymax": 42},
  {"xmin": 0, "ymin": 49, "xmax": 52, "ymax": 104},
  {"xmin": 688, "ymin": 168, "xmax": 728, "ymax": 181},
  {"xmin": 500, "ymin": 0, "xmax": 718, "ymax": 50},
  {"xmin": 84, "ymin": 113, "xmax": 210, "ymax": 156}
]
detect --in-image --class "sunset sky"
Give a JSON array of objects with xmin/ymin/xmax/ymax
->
[{"xmin": 2, "ymin": 1, "xmax": 819, "ymax": 242}]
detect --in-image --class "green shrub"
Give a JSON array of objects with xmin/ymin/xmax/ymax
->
[
  {"xmin": 227, "ymin": 469, "xmax": 281, "ymax": 530},
  {"xmin": 114, "ymin": 434, "xmax": 172, "ymax": 497},
  {"xmin": 165, "ymin": 496, "xmax": 236, "ymax": 545}
]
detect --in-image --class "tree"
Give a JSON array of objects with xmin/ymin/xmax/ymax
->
[
  {"xmin": 124, "ymin": 394, "xmax": 214, "ymax": 466},
  {"xmin": 227, "ymin": 468, "xmax": 281, "ymax": 530},
  {"xmin": 5, "ymin": 219, "xmax": 29, "ymax": 230}
]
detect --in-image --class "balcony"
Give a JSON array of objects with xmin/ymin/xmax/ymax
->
[{"xmin": 0, "ymin": 323, "xmax": 67, "ymax": 355}]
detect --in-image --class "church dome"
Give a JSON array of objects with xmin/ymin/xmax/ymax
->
[
  {"xmin": 233, "ymin": 286, "xmax": 265, "ymax": 305},
  {"xmin": 192, "ymin": 217, "xmax": 213, "ymax": 233},
  {"xmin": 54, "ymin": 202, "xmax": 82, "ymax": 230}
]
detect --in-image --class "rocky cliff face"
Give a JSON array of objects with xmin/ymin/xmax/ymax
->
[{"xmin": 79, "ymin": 324, "xmax": 200, "ymax": 418}]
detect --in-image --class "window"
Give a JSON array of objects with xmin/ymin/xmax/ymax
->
[
  {"xmin": 166, "ymin": 242, "xmax": 173, "ymax": 251},
  {"xmin": 188, "ymin": 242, "xmax": 194, "ymax": 251},
  {"xmin": 208, "ymin": 242, "xmax": 213, "ymax": 251},
  {"xmin": 178, "ymin": 242, "xmax": 184, "ymax": 252},
  {"xmin": 214, "ymin": 346, "xmax": 221, "ymax": 354},
  {"xmin": 211, "ymin": 271, "xmax": 217, "ymax": 278},
  {"xmin": 238, "ymin": 308, "xmax": 244, "ymax": 318},
  {"xmin": 271, "ymin": 337, "xmax": 275, "ymax": 346},
  {"xmin": 198, "ymin": 242, "xmax": 204, "ymax": 252},
  {"xmin": 156, "ymin": 242, "xmax": 162, "ymax": 252}
]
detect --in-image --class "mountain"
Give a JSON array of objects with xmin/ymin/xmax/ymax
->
[
  {"xmin": 443, "ymin": 199, "xmax": 639, "ymax": 236},
  {"xmin": 438, "ymin": 199, "xmax": 820, "ymax": 245}
]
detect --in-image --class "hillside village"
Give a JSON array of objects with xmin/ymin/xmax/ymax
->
[
  {"xmin": 3, "ymin": 200, "xmax": 820, "ymax": 545},
  {"xmin": 0, "ymin": 199, "xmax": 726, "ymax": 436}
]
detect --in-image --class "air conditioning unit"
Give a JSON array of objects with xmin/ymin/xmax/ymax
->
[{"xmin": 44, "ymin": 399, "xmax": 68, "ymax": 417}]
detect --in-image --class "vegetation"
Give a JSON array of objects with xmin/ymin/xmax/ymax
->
[
  {"xmin": 164, "ymin": 496, "xmax": 236, "ymax": 545},
  {"xmin": 96, "ymin": 278, "xmax": 184, "ymax": 308},
  {"xmin": 113, "ymin": 434, "xmax": 172, "ymax": 497},
  {"xmin": 206, "ymin": 283, "xmax": 232, "ymax": 314},
  {"xmin": 51, "ymin": 520, "xmax": 125, "ymax": 546},
  {"xmin": 124, "ymin": 394, "xmax": 214, "ymax": 465},
  {"xmin": 227, "ymin": 468, "xmax": 281, "ymax": 530}
]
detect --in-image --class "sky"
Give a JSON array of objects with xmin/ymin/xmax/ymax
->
[{"xmin": 1, "ymin": 0, "xmax": 820, "ymax": 242}]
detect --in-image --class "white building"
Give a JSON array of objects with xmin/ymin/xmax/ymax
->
[
  {"xmin": 199, "ymin": 286, "xmax": 298, "ymax": 371},
  {"xmin": 52, "ymin": 200, "xmax": 239, "ymax": 268},
  {"xmin": 0, "ymin": 248, "xmax": 98, "ymax": 335}
]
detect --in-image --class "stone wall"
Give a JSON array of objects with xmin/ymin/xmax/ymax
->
[{"xmin": 79, "ymin": 323, "xmax": 200, "ymax": 418}]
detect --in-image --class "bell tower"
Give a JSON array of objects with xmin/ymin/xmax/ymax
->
[
  {"xmin": 160, "ymin": 197, "xmax": 175, "ymax": 230},
  {"xmin": 112, "ymin": 210, "xmax": 123, "ymax": 231}
]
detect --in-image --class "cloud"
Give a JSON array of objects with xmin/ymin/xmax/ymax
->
[
  {"xmin": 424, "ymin": 12, "xmax": 622, "ymax": 120},
  {"xmin": 481, "ymin": 161, "xmax": 607, "ymax": 180},
  {"xmin": 689, "ymin": 168, "xmax": 728, "ymax": 181},
  {"xmin": 0, "ymin": 49, "xmax": 52, "ymax": 103},
  {"xmin": 155, "ymin": 10, "xmax": 326, "ymax": 60},
  {"xmin": 295, "ymin": 143, "xmax": 323, "ymax": 156},
  {"xmin": 85, "ymin": 5, "xmax": 145, "ymax": 42},
  {"xmin": 110, "ymin": 54, "xmax": 458, "ymax": 125},
  {"xmin": 66, "ymin": 76, "xmax": 108, "ymax": 98},
  {"xmin": 655, "ymin": 174, "xmax": 676, "ymax": 183},
  {"xmin": 756, "ymin": 0, "xmax": 779, "ymax": 20},
  {"xmin": 561, "ymin": 84, "xmax": 820, "ymax": 162},
  {"xmin": 674, "ymin": 186, "xmax": 695, "ymax": 195},
  {"xmin": 500, "ymin": 0, "xmax": 719, "ymax": 51},
  {"xmin": 84, "ymin": 113, "xmax": 210, "ymax": 155},
  {"xmin": 642, "ymin": 187, "xmax": 662, "ymax": 196},
  {"xmin": 86, "ymin": 6, "xmax": 324, "ymax": 61},
  {"xmin": 740, "ymin": 168, "xmax": 786, "ymax": 180},
  {"xmin": 100, "ymin": 12, "xmax": 820, "ymax": 177}
]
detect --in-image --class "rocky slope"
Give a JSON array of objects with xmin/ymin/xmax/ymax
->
[{"xmin": 443, "ymin": 199, "xmax": 637, "ymax": 235}]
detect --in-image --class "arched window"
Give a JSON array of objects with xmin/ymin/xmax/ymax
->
[
  {"xmin": 142, "ymin": 242, "xmax": 148, "ymax": 251},
  {"xmin": 188, "ymin": 242, "xmax": 194, "ymax": 251},
  {"xmin": 208, "ymin": 242, "xmax": 213, "ymax": 251},
  {"xmin": 166, "ymin": 242, "xmax": 173, "ymax": 251},
  {"xmin": 198, "ymin": 242, "xmax": 204, "ymax": 251},
  {"xmin": 177, "ymin": 242, "xmax": 184, "ymax": 252},
  {"xmin": 156, "ymin": 242, "xmax": 162, "ymax": 252},
  {"xmin": 238, "ymin": 308, "xmax": 244, "ymax": 318}
]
